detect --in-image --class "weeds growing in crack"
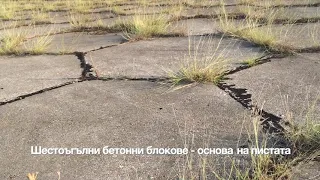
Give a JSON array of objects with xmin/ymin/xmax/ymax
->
[
  {"xmin": 168, "ymin": 36, "xmax": 238, "ymax": 85},
  {"xmin": 67, "ymin": 0, "xmax": 94, "ymax": 13},
  {"xmin": 182, "ymin": 0, "xmax": 221, "ymax": 7},
  {"xmin": 0, "ymin": 27, "xmax": 27, "ymax": 55},
  {"xmin": 241, "ymin": 58, "xmax": 260, "ymax": 67},
  {"xmin": 282, "ymin": 97, "xmax": 320, "ymax": 159},
  {"xmin": 176, "ymin": 104, "xmax": 319, "ymax": 180},
  {"xmin": 25, "ymin": 33, "xmax": 53, "ymax": 55},
  {"xmin": 0, "ymin": 1, "xmax": 18, "ymax": 20},
  {"xmin": 68, "ymin": 12, "xmax": 93, "ymax": 30},
  {"xmin": 0, "ymin": 24, "xmax": 55, "ymax": 55},
  {"xmin": 122, "ymin": 14, "xmax": 172, "ymax": 40},
  {"xmin": 174, "ymin": 111, "xmax": 293, "ymax": 180},
  {"xmin": 218, "ymin": 3, "xmax": 297, "ymax": 54},
  {"xmin": 111, "ymin": 5, "xmax": 127, "ymax": 15},
  {"xmin": 31, "ymin": 8, "xmax": 51, "ymax": 25}
]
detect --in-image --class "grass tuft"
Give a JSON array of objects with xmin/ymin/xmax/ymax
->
[
  {"xmin": 0, "ymin": 29, "xmax": 27, "ymax": 55},
  {"xmin": 170, "ymin": 58, "xmax": 226, "ymax": 85},
  {"xmin": 169, "ymin": 37, "xmax": 228, "ymax": 85},
  {"xmin": 31, "ymin": 9, "xmax": 51, "ymax": 25},
  {"xmin": 284, "ymin": 98, "xmax": 320, "ymax": 157},
  {"xmin": 218, "ymin": 4, "xmax": 295, "ymax": 54},
  {"xmin": 241, "ymin": 58, "xmax": 259, "ymax": 67},
  {"xmin": 25, "ymin": 34, "xmax": 53, "ymax": 55},
  {"xmin": 122, "ymin": 14, "xmax": 171, "ymax": 40}
]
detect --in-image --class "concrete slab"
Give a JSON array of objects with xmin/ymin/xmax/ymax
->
[
  {"xmin": 185, "ymin": 0, "xmax": 239, "ymax": 6},
  {"xmin": 252, "ymin": 0, "xmax": 320, "ymax": 6},
  {"xmin": 277, "ymin": 6, "xmax": 320, "ymax": 19},
  {"xmin": 25, "ymin": 32, "xmax": 127, "ymax": 54},
  {"xmin": 0, "ymin": 24, "xmax": 71, "ymax": 39},
  {"xmin": 10, "ymin": 11, "xmax": 70, "ymax": 24},
  {"xmin": 180, "ymin": 7, "xmax": 217, "ymax": 17},
  {"xmin": 86, "ymin": 16, "xmax": 134, "ymax": 28},
  {"xmin": 87, "ymin": 36, "xmax": 265, "ymax": 78},
  {"xmin": 292, "ymin": 161, "xmax": 320, "ymax": 180},
  {"xmin": 256, "ymin": 23, "xmax": 320, "ymax": 49},
  {"xmin": 225, "ymin": 53, "xmax": 320, "ymax": 123},
  {"xmin": 0, "ymin": 55, "xmax": 81, "ymax": 102},
  {"xmin": 179, "ymin": 6, "xmax": 247, "ymax": 17},
  {"xmin": 169, "ymin": 18, "xmax": 220, "ymax": 35},
  {"xmin": 0, "ymin": 80, "xmax": 249, "ymax": 180}
]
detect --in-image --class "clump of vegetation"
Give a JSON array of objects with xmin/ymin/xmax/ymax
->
[
  {"xmin": 218, "ymin": 3, "xmax": 295, "ymax": 54},
  {"xmin": 182, "ymin": 0, "xmax": 220, "ymax": 7},
  {"xmin": 69, "ymin": 0, "xmax": 94, "ymax": 13},
  {"xmin": 0, "ymin": 25, "xmax": 54, "ymax": 55},
  {"xmin": 241, "ymin": 58, "xmax": 259, "ymax": 67},
  {"xmin": 31, "ymin": 9, "xmax": 51, "ymax": 25},
  {"xmin": 284, "ymin": 99, "xmax": 320, "ymax": 157},
  {"xmin": 25, "ymin": 34, "xmax": 53, "ymax": 55},
  {"xmin": 170, "ymin": 57, "xmax": 227, "ymax": 85},
  {"xmin": 0, "ymin": 1, "xmax": 18, "ymax": 20},
  {"xmin": 169, "ymin": 37, "xmax": 228, "ymax": 85},
  {"xmin": 68, "ymin": 12, "xmax": 93, "ymax": 30},
  {"xmin": 0, "ymin": 29, "xmax": 27, "ymax": 55},
  {"xmin": 111, "ymin": 5, "xmax": 127, "ymax": 15},
  {"xmin": 123, "ymin": 14, "xmax": 171, "ymax": 39},
  {"xmin": 178, "ymin": 95, "xmax": 319, "ymax": 179}
]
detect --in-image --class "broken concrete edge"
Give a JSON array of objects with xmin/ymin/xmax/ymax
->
[{"xmin": 216, "ymin": 81, "xmax": 284, "ymax": 134}]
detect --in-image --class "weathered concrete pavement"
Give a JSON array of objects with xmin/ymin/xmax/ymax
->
[
  {"xmin": 0, "ymin": 81, "xmax": 249, "ymax": 179},
  {"xmin": 1, "ymin": 0, "xmax": 320, "ymax": 179}
]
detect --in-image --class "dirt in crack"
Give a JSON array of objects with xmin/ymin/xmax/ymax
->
[
  {"xmin": 217, "ymin": 82, "xmax": 284, "ymax": 134},
  {"xmin": 75, "ymin": 51, "xmax": 97, "ymax": 80}
]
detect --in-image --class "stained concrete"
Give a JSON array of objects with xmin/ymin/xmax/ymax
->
[
  {"xmin": 0, "ymin": 55, "xmax": 81, "ymax": 102},
  {"xmin": 225, "ymin": 53, "xmax": 320, "ymax": 123},
  {"xmin": 87, "ymin": 36, "xmax": 265, "ymax": 78},
  {"xmin": 0, "ymin": 80, "xmax": 249, "ymax": 180}
]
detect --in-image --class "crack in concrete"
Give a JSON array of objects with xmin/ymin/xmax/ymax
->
[
  {"xmin": 216, "ymin": 82, "xmax": 284, "ymax": 134},
  {"xmin": 0, "ymin": 80, "xmax": 81, "ymax": 106},
  {"xmin": 97, "ymin": 76, "xmax": 170, "ymax": 82},
  {"xmin": 225, "ymin": 54, "xmax": 288, "ymax": 75},
  {"xmin": 74, "ymin": 51, "xmax": 98, "ymax": 80}
]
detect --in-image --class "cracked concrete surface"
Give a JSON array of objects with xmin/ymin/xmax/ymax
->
[
  {"xmin": 0, "ymin": 55, "xmax": 81, "ymax": 103},
  {"xmin": 25, "ymin": 32, "xmax": 128, "ymax": 54},
  {"xmin": 1, "ymin": 0, "xmax": 320, "ymax": 179},
  {"xmin": 225, "ymin": 53, "xmax": 320, "ymax": 123},
  {"xmin": 86, "ymin": 36, "xmax": 265, "ymax": 78},
  {"xmin": 0, "ymin": 80, "xmax": 250, "ymax": 180}
]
